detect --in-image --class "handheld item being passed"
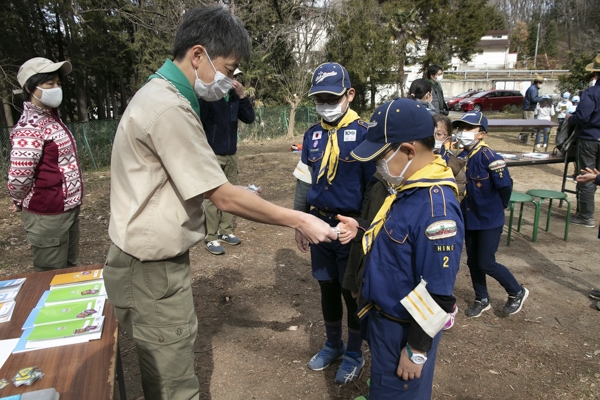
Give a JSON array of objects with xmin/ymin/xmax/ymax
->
[{"xmin": 400, "ymin": 278, "xmax": 450, "ymax": 338}]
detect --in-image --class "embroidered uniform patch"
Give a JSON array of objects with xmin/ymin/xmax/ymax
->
[
  {"xmin": 344, "ymin": 130, "xmax": 357, "ymax": 142},
  {"xmin": 425, "ymin": 220, "xmax": 458, "ymax": 240},
  {"xmin": 312, "ymin": 131, "xmax": 322, "ymax": 140},
  {"xmin": 489, "ymin": 160, "xmax": 506, "ymax": 170}
]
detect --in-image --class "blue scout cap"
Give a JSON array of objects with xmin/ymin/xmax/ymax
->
[
  {"xmin": 309, "ymin": 62, "xmax": 351, "ymax": 96},
  {"xmin": 451, "ymin": 111, "xmax": 488, "ymax": 132},
  {"xmin": 351, "ymin": 98, "xmax": 435, "ymax": 162}
]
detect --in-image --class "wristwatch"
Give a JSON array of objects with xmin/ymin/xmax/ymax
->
[{"xmin": 406, "ymin": 343, "xmax": 427, "ymax": 365}]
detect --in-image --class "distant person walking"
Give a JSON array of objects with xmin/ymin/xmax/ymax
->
[
  {"xmin": 199, "ymin": 68, "xmax": 255, "ymax": 255},
  {"xmin": 534, "ymin": 95, "xmax": 555, "ymax": 149},
  {"xmin": 426, "ymin": 65, "xmax": 449, "ymax": 115},
  {"xmin": 523, "ymin": 76, "xmax": 544, "ymax": 119},
  {"xmin": 8, "ymin": 57, "xmax": 83, "ymax": 272}
]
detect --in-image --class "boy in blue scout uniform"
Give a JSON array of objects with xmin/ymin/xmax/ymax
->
[
  {"xmin": 454, "ymin": 112, "xmax": 529, "ymax": 317},
  {"xmin": 293, "ymin": 62, "xmax": 375, "ymax": 384},
  {"xmin": 347, "ymin": 98, "xmax": 463, "ymax": 399}
]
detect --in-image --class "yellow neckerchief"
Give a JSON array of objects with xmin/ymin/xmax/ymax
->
[
  {"xmin": 362, "ymin": 156, "xmax": 458, "ymax": 254},
  {"xmin": 466, "ymin": 140, "xmax": 488, "ymax": 159},
  {"xmin": 316, "ymin": 109, "xmax": 361, "ymax": 184}
]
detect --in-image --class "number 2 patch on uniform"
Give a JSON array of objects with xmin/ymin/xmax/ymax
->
[{"xmin": 425, "ymin": 220, "xmax": 458, "ymax": 240}]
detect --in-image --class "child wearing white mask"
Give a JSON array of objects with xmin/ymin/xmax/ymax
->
[
  {"xmin": 293, "ymin": 62, "xmax": 375, "ymax": 385},
  {"xmin": 454, "ymin": 112, "xmax": 529, "ymax": 318}
]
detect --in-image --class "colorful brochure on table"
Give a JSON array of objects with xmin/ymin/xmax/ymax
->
[
  {"xmin": 45, "ymin": 281, "xmax": 106, "ymax": 305},
  {"xmin": 0, "ymin": 290, "xmax": 18, "ymax": 304},
  {"xmin": 0, "ymin": 301, "xmax": 16, "ymax": 323},
  {"xmin": 22, "ymin": 297, "xmax": 105, "ymax": 329},
  {"xmin": 49, "ymin": 268, "xmax": 103, "ymax": 287},
  {"xmin": 26, "ymin": 316, "xmax": 104, "ymax": 342},
  {"xmin": 0, "ymin": 278, "xmax": 25, "ymax": 293}
]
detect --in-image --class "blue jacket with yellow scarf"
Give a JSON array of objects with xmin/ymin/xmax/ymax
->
[
  {"xmin": 301, "ymin": 111, "xmax": 375, "ymax": 215},
  {"xmin": 459, "ymin": 141, "xmax": 512, "ymax": 230}
]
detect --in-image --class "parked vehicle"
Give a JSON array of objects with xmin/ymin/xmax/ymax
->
[
  {"xmin": 446, "ymin": 90, "xmax": 481, "ymax": 111},
  {"xmin": 458, "ymin": 90, "xmax": 524, "ymax": 112}
]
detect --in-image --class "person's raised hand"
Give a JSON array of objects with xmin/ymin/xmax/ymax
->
[{"xmin": 232, "ymin": 80, "xmax": 246, "ymax": 98}]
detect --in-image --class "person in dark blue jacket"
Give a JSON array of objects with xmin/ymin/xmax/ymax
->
[
  {"xmin": 523, "ymin": 76, "xmax": 544, "ymax": 119},
  {"xmin": 294, "ymin": 62, "xmax": 375, "ymax": 385},
  {"xmin": 454, "ymin": 112, "xmax": 529, "ymax": 318},
  {"xmin": 199, "ymin": 68, "xmax": 255, "ymax": 255},
  {"xmin": 567, "ymin": 54, "xmax": 600, "ymax": 228}
]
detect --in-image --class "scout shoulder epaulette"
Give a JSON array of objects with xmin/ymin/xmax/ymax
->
[
  {"xmin": 358, "ymin": 120, "xmax": 370, "ymax": 129},
  {"xmin": 481, "ymin": 147, "xmax": 497, "ymax": 160}
]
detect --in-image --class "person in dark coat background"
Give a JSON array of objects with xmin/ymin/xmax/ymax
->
[{"xmin": 200, "ymin": 68, "xmax": 255, "ymax": 255}]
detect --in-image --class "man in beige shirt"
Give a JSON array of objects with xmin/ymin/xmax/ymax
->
[{"xmin": 104, "ymin": 6, "xmax": 336, "ymax": 400}]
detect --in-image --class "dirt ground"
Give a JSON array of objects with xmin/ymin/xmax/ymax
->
[{"xmin": 1, "ymin": 119, "xmax": 600, "ymax": 400}]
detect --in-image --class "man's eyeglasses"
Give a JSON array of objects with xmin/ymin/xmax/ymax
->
[
  {"xmin": 434, "ymin": 131, "xmax": 448, "ymax": 140},
  {"xmin": 313, "ymin": 95, "xmax": 346, "ymax": 106}
]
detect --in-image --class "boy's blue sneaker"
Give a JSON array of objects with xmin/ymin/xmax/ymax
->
[
  {"xmin": 307, "ymin": 341, "xmax": 345, "ymax": 371},
  {"xmin": 218, "ymin": 233, "xmax": 241, "ymax": 245},
  {"xmin": 334, "ymin": 351, "xmax": 365, "ymax": 384},
  {"xmin": 205, "ymin": 240, "xmax": 225, "ymax": 255}
]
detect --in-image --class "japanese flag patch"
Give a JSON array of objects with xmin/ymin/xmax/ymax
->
[
  {"xmin": 344, "ymin": 130, "xmax": 357, "ymax": 142},
  {"xmin": 425, "ymin": 220, "xmax": 458, "ymax": 240},
  {"xmin": 312, "ymin": 131, "xmax": 322, "ymax": 140}
]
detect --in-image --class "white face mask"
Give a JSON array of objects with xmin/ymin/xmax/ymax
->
[
  {"xmin": 376, "ymin": 146, "xmax": 413, "ymax": 186},
  {"xmin": 590, "ymin": 79, "xmax": 597, "ymax": 87},
  {"xmin": 33, "ymin": 87, "xmax": 63, "ymax": 108},
  {"xmin": 434, "ymin": 140, "xmax": 445, "ymax": 150},
  {"xmin": 315, "ymin": 101, "xmax": 346, "ymax": 123},
  {"xmin": 456, "ymin": 130, "xmax": 478, "ymax": 147},
  {"xmin": 436, "ymin": 74, "xmax": 443, "ymax": 82},
  {"xmin": 194, "ymin": 51, "xmax": 234, "ymax": 101}
]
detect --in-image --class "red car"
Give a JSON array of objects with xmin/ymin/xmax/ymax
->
[
  {"xmin": 446, "ymin": 90, "xmax": 480, "ymax": 111},
  {"xmin": 458, "ymin": 90, "xmax": 524, "ymax": 112}
]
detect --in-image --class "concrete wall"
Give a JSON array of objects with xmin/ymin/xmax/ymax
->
[{"xmin": 441, "ymin": 79, "xmax": 560, "ymax": 99}]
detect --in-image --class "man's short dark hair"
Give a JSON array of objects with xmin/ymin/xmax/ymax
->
[
  {"xmin": 173, "ymin": 6, "xmax": 251, "ymax": 62},
  {"xmin": 23, "ymin": 72, "xmax": 60, "ymax": 102},
  {"xmin": 427, "ymin": 65, "xmax": 442, "ymax": 80},
  {"xmin": 417, "ymin": 136, "xmax": 435, "ymax": 150}
]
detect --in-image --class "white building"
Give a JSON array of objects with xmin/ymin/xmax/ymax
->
[{"xmin": 450, "ymin": 30, "xmax": 518, "ymax": 70}]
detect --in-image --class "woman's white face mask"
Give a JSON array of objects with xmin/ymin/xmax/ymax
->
[
  {"xmin": 33, "ymin": 87, "xmax": 63, "ymax": 108},
  {"xmin": 375, "ymin": 145, "xmax": 413, "ymax": 186}
]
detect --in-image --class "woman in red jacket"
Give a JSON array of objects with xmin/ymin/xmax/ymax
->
[{"xmin": 8, "ymin": 57, "xmax": 83, "ymax": 272}]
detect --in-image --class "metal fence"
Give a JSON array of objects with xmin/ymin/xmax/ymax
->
[{"xmin": 0, "ymin": 106, "xmax": 320, "ymax": 177}]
